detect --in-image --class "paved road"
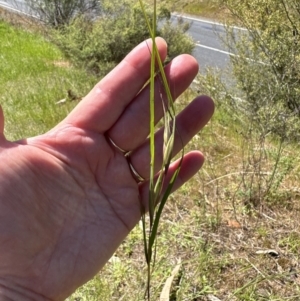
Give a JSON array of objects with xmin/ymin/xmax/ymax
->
[
  {"xmin": 171, "ymin": 14, "xmax": 235, "ymax": 72},
  {"xmin": 0, "ymin": 0, "xmax": 237, "ymax": 73}
]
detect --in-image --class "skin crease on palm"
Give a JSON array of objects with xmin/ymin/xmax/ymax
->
[{"xmin": 0, "ymin": 38, "xmax": 214, "ymax": 301}]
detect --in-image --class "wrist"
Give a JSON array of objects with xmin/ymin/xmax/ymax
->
[{"xmin": 0, "ymin": 281, "xmax": 53, "ymax": 301}]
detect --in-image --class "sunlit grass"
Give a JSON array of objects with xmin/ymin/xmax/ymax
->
[{"xmin": 0, "ymin": 20, "xmax": 96, "ymax": 140}]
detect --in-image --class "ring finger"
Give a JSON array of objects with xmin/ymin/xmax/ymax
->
[{"xmin": 127, "ymin": 95, "xmax": 214, "ymax": 181}]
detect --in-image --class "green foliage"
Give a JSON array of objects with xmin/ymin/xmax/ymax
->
[
  {"xmin": 25, "ymin": 0, "xmax": 100, "ymax": 27},
  {"xmin": 195, "ymin": 0, "xmax": 300, "ymax": 206},
  {"xmin": 159, "ymin": 17, "xmax": 194, "ymax": 60},
  {"xmin": 183, "ymin": 0, "xmax": 220, "ymax": 16},
  {"xmin": 66, "ymin": 275, "xmax": 110, "ymax": 301},
  {"xmin": 51, "ymin": 0, "xmax": 195, "ymax": 76},
  {"xmin": 221, "ymin": 0, "xmax": 300, "ymax": 141},
  {"xmin": 0, "ymin": 20, "xmax": 96, "ymax": 140},
  {"xmin": 144, "ymin": 0, "xmax": 225, "ymax": 19}
]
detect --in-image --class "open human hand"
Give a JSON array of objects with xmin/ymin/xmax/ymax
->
[{"xmin": 0, "ymin": 38, "xmax": 214, "ymax": 301}]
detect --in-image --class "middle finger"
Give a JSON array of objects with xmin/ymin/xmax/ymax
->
[{"xmin": 107, "ymin": 54, "xmax": 199, "ymax": 152}]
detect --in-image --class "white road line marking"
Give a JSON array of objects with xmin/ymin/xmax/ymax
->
[
  {"xmin": 195, "ymin": 43, "xmax": 235, "ymax": 56},
  {"xmin": 172, "ymin": 13, "xmax": 247, "ymax": 31},
  {"xmin": 0, "ymin": 2, "xmax": 38, "ymax": 19},
  {"xmin": 195, "ymin": 44, "xmax": 267, "ymax": 66}
]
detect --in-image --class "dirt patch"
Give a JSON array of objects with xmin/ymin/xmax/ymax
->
[{"xmin": 53, "ymin": 61, "xmax": 71, "ymax": 68}]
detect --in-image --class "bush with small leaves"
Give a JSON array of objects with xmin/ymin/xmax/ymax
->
[{"xmin": 51, "ymin": 0, "xmax": 195, "ymax": 76}]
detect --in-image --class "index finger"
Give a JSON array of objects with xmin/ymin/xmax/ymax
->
[{"xmin": 62, "ymin": 38, "xmax": 168, "ymax": 133}]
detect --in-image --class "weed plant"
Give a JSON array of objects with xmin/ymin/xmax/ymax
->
[{"xmin": 138, "ymin": 0, "xmax": 183, "ymax": 299}]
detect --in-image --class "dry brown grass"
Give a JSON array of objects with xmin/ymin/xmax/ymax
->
[
  {"xmin": 175, "ymin": 93, "xmax": 300, "ymax": 300},
  {"xmin": 0, "ymin": 6, "xmax": 39, "ymax": 29},
  {"xmin": 69, "ymin": 90, "xmax": 300, "ymax": 300},
  {"xmin": 144, "ymin": 0, "xmax": 231, "ymax": 22}
]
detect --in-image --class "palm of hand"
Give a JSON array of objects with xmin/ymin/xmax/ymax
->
[
  {"xmin": 0, "ymin": 38, "xmax": 214, "ymax": 300},
  {"xmin": 0, "ymin": 126, "xmax": 139, "ymax": 299}
]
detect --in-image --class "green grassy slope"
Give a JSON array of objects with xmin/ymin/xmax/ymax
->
[{"xmin": 0, "ymin": 21, "xmax": 96, "ymax": 140}]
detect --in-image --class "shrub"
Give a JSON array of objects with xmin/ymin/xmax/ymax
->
[
  {"xmin": 51, "ymin": 0, "xmax": 195, "ymax": 76},
  {"xmin": 25, "ymin": 0, "xmax": 100, "ymax": 27},
  {"xmin": 220, "ymin": 0, "xmax": 300, "ymax": 140},
  {"xmin": 194, "ymin": 0, "xmax": 300, "ymax": 206}
]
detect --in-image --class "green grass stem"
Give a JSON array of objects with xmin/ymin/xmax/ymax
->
[{"xmin": 138, "ymin": 0, "xmax": 184, "ymax": 299}]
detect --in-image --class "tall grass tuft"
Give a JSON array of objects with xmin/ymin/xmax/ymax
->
[{"xmin": 139, "ymin": 0, "xmax": 183, "ymax": 299}]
